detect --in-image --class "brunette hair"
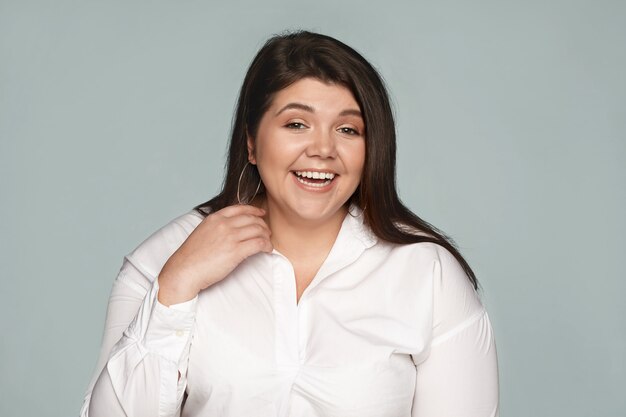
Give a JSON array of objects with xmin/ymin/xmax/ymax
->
[{"xmin": 193, "ymin": 30, "xmax": 479, "ymax": 290}]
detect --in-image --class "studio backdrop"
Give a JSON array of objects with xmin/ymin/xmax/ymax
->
[{"xmin": 1, "ymin": 1, "xmax": 624, "ymax": 416}]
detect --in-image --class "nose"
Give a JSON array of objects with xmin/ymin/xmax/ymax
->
[{"xmin": 306, "ymin": 128, "xmax": 337, "ymax": 159}]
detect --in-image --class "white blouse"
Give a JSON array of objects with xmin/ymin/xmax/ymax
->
[{"xmin": 80, "ymin": 207, "xmax": 499, "ymax": 417}]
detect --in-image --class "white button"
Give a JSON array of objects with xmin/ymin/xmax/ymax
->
[{"xmin": 175, "ymin": 329, "xmax": 185, "ymax": 337}]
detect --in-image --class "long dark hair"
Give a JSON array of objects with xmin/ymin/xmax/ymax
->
[{"xmin": 193, "ymin": 30, "xmax": 479, "ymax": 290}]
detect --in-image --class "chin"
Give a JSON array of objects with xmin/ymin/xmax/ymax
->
[{"xmin": 287, "ymin": 200, "xmax": 348, "ymax": 223}]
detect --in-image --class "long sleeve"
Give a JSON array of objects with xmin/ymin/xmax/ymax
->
[
  {"xmin": 80, "ymin": 256, "xmax": 197, "ymax": 417},
  {"xmin": 80, "ymin": 211, "xmax": 204, "ymax": 417},
  {"xmin": 411, "ymin": 245, "xmax": 499, "ymax": 417}
]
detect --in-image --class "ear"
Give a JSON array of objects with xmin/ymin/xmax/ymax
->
[{"xmin": 246, "ymin": 134, "xmax": 257, "ymax": 164}]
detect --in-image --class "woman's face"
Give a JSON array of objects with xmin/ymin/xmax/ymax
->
[{"xmin": 247, "ymin": 77, "xmax": 366, "ymax": 225}]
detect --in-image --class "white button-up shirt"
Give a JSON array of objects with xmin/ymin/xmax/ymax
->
[{"xmin": 81, "ymin": 207, "xmax": 499, "ymax": 417}]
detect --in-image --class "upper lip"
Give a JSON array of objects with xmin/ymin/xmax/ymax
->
[{"xmin": 292, "ymin": 169, "xmax": 338, "ymax": 174}]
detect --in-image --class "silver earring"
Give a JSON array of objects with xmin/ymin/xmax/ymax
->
[
  {"xmin": 237, "ymin": 161, "xmax": 262, "ymax": 205},
  {"xmin": 348, "ymin": 198, "xmax": 367, "ymax": 217}
]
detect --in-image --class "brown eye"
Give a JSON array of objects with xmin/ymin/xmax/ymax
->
[
  {"xmin": 285, "ymin": 122, "xmax": 307, "ymax": 129},
  {"xmin": 339, "ymin": 127, "xmax": 360, "ymax": 135}
]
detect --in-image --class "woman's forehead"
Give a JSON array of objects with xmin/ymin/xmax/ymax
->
[{"xmin": 268, "ymin": 78, "xmax": 362, "ymax": 116}]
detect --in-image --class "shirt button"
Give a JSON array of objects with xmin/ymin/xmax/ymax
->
[{"xmin": 175, "ymin": 329, "xmax": 185, "ymax": 337}]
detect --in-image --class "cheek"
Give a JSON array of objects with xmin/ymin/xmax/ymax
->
[
  {"xmin": 257, "ymin": 139, "xmax": 302, "ymax": 166},
  {"xmin": 254, "ymin": 140, "xmax": 278, "ymax": 166},
  {"xmin": 348, "ymin": 141, "xmax": 367, "ymax": 173},
  {"xmin": 254, "ymin": 141, "xmax": 296, "ymax": 181}
]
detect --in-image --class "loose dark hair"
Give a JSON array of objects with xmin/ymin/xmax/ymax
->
[{"xmin": 193, "ymin": 30, "xmax": 479, "ymax": 290}]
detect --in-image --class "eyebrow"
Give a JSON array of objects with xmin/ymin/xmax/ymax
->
[{"xmin": 274, "ymin": 102, "xmax": 362, "ymax": 118}]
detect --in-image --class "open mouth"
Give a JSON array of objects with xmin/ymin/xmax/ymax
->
[{"xmin": 292, "ymin": 170, "xmax": 337, "ymax": 188}]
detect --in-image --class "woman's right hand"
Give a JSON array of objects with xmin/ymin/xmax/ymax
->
[{"xmin": 157, "ymin": 204, "xmax": 272, "ymax": 306}]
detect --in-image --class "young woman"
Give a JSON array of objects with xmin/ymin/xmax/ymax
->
[{"xmin": 81, "ymin": 30, "xmax": 499, "ymax": 417}]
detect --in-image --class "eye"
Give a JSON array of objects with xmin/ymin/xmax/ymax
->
[
  {"xmin": 285, "ymin": 122, "xmax": 307, "ymax": 129},
  {"xmin": 338, "ymin": 126, "xmax": 361, "ymax": 136}
]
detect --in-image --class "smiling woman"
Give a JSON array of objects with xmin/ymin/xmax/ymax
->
[
  {"xmin": 81, "ymin": 30, "xmax": 499, "ymax": 417},
  {"xmin": 249, "ymin": 78, "xmax": 366, "ymax": 230}
]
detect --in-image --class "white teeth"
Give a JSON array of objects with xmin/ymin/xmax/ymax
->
[
  {"xmin": 295, "ymin": 171, "xmax": 336, "ymax": 180},
  {"xmin": 295, "ymin": 176, "xmax": 332, "ymax": 187}
]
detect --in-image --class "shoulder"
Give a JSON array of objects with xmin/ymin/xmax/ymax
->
[
  {"xmin": 381, "ymin": 241, "xmax": 444, "ymax": 275},
  {"xmin": 388, "ymin": 241, "xmax": 484, "ymax": 339},
  {"xmin": 123, "ymin": 209, "xmax": 205, "ymax": 282},
  {"xmin": 425, "ymin": 243, "xmax": 485, "ymax": 342}
]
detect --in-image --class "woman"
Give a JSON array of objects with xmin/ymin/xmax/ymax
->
[{"xmin": 81, "ymin": 30, "xmax": 499, "ymax": 417}]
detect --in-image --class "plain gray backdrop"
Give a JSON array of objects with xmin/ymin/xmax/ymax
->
[{"xmin": 1, "ymin": 1, "xmax": 624, "ymax": 416}]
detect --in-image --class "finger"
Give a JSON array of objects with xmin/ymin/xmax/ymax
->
[
  {"xmin": 233, "ymin": 224, "xmax": 271, "ymax": 242},
  {"xmin": 226, "ymin": 214, "xmax": 271, "ymax": 231},
  {"xmin": 237, "ymin": 237, "xmax": 274, "ymax": 260},
  {"xmin": 218, "ymin": 204, "xmax": 265, "ymax": 218}
]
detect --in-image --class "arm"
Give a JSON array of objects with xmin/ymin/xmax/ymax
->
[
  {"xmin": 80, "ymin": 256, "xmax": 197, "ymax": 417},
  {"xmin": 411, "ymin": 246, "xmax": 499, "ymax": 417},
  {"xmin": 80, "ymin": 206, "xmax": 271, "ymax": 416}
]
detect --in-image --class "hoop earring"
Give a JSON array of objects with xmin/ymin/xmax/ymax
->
[
  {"xmin": 237, "ymin": 161, "xmax": 262, "ymax": 205},
  {"xmin": 348, "ymin": 201, "xmax": 367, "ymax": 217}
]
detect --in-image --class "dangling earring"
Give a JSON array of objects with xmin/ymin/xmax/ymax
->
[
  {"xmin": 348, "ymin": 199, "xmax": 367, "ymax": 217},
  {"xmin": 237, "ymin": 161, "xmax": 262, "ymax": 205}
]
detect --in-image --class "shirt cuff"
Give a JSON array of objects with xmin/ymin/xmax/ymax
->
[
  {"xmin": 130, "ymin": 279, "xmax": 198, "ymax": 363},
  {"xmin": 165, "ymin": 292, "xmax": 198, "ymax": 312}
]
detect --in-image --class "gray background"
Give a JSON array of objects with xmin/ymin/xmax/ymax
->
[{"xmin": 1, "ymin": 0, "xmax": 624, "ymax": 416}]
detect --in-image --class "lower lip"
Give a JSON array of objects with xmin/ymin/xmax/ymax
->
[{"xmin": 291, "ymin": 172, "xmax": 337, "ymax": 192}]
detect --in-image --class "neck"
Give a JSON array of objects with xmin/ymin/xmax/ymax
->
[{"xmin": 259, "ymin": 198, "xmax": 348, "ymax": 261}]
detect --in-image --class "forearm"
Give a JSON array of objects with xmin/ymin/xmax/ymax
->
[{"xmin": 82, "ymin": 278, "xmax": 196, "ymax": 417}]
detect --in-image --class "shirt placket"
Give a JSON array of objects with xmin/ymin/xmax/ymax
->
[
  {"xmin": 271, "ymin": 251, "xmax": 310, "ymax": 417},
  {"xmin": 272, "ymin": 251, "xmax": 302, "ymax": 372}
]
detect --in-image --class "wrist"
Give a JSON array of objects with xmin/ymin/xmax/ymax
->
[{"xmin": 157, "ymin": 271, "xmax": 200, "ymax": 306}]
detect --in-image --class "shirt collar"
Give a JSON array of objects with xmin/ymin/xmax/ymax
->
[
  {"xmin": 268, "ymin": 204, "xmax": 378, "ymax": 287},
  {"xmin": 310, "ymin": 204, "xmax": 378, "ymax": 282}
]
